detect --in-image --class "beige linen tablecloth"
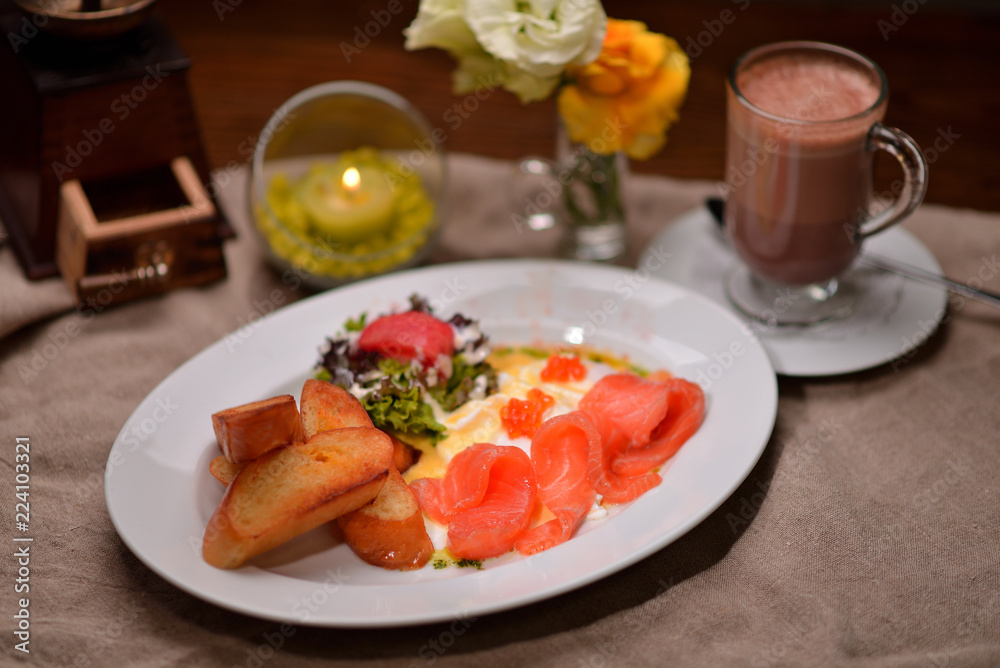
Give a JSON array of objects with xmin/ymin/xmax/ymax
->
[{"xmin": 1, "ymin": 153, "xmax": 998, "ymax": 667}]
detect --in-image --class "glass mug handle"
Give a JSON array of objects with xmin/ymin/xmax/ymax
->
[{"xmin": 856, "ymin": 122, "xmax": 928, "ymax": 240}]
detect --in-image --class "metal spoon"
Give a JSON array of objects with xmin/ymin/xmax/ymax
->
[{"xmin": 705, "ymin": 198, "xmax": 1000, "ymax": 310}]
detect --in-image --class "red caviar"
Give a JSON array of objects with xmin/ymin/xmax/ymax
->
[
  {"xmin": 500, "ymin": 388, "xmax": 555, "ymax": 439},
  {"xmin": 540, "ymin": 354, "xmax": 587, "ymax": 383}
]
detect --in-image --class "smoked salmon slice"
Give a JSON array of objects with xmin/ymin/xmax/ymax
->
[
  {"xmin": 515, "ymin": 412, "xmax": 601, "ymax": 556},
  {"xmin": 579, "ymin": 374, "xmax": 673, "ymax": 504},
  {"xmin": 410, "ymin": 372, "xmax": 706, "ymax": 562},
  {"xmin": 408, "ymin": 477, "xmax": 451, "ymax": 526},
  {"xmin": 579, "ymin": 373, "xmax": 671, "ymax": 452},
  {"xmin": 410, "ymin": 443, "xmax": 537, "ymax": 560},
  {"xmin": 409, "ymin": 443, "xmax": 519, "ymax": 524},
  {"xmin": 612, "ymin": 378, "xmax": 705, "ymax": 477}
]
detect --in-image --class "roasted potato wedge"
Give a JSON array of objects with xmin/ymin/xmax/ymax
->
[
  {"xmin": 337, "ymin": 468, "xmax": 433, "ymax": 571},
  {"xmin": 211, "ymin": 395, "xmax": 304, "ymax": 464}
]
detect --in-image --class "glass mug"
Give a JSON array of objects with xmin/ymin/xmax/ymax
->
[{"xmin": 723, "ymin": 41, "xmax": 927, "ymax": 326}]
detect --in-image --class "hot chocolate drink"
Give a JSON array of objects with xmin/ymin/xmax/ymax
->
[
  {"xmin": 725, "ymin": 47, "xmax": 885, "ymax": 286},
  {"xmin": 723, "ymin": 42, "xmax": 926, "ymax": 326}
]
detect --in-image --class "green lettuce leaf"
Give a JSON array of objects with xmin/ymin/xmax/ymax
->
[
  {"xmin": 362, "ymin": 378, "xmax": 446, "ymax": 443},
  {"xmin": 344, "ymin": 312, "xmax": 367, "ymax": 332},
  {"xmin": 428, "ymin": 358, "xmax": 498, "ymax": 413}
]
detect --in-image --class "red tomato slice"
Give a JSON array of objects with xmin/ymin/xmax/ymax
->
[{"xmin": 357, "ymin": 311, "xmax": 455, "ymax": 366}]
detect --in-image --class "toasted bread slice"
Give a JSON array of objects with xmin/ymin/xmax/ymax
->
[
  {"xmin": 300, "ymin": 379, "xmax": 422, "ymax": 474},
  {"xmin": 337, "ymin": 468, "xmax": 433, "ymax": 571},
  {"xmin": 202, "ymin": 427, "xmax": 393, "ymax": 569},
  {"xmin": 209, "ymin": 456, "xmax": 244, "ymax": 486},
  {"xmin": 300, "ymin": 379, "xmax": 373, "ymax": 439},
  {"xmin": 212, "ymin": 395, "xmax": 305, "ymax": 464}
]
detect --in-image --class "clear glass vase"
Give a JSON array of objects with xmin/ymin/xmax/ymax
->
[{"xmin": 555, "ymin": 125, "xmax": 629, "ymax": 262}]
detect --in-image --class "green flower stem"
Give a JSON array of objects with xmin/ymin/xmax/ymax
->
[{"xmin": 562, "ymin": 146, "xmax": 626, "ymax": 227}]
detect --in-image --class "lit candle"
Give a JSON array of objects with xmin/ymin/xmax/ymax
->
[
  {"xmin": 342, "ymin": 166, "xmax": 361, "ymax": 197},
  {"xmin": 258, "ymin": 146, "xmax": 437, "ymax": 280},
  {"xmin": 300, "ymin": 163, "xmax": 395, "ymax": 243}
]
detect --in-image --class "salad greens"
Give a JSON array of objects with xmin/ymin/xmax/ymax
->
[
  {"xmin": 428, "ymin": 356, "xmax": 497, "ymax": 413},
  {"xmin": 361, "ymin": 378, "xmax": 445, "ymax": 443},
  {"xmin": 316, "ymin": 295, "xmax": 498, "ymax": 444}
]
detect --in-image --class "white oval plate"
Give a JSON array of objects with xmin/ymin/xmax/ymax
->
[
  {"xmin": 640, "ymin": 208, "xmax": 948, "ymax": 376},
  {"xmin": 105, "ymin": 260, "xmax": 777, "ymax": 627}
]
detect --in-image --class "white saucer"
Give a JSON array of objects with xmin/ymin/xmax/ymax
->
[{"xmin": 639, "ymin": 207, "xmax": 948, "ymax": 376}]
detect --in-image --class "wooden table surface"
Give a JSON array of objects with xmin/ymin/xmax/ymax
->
[{"xmin": 160, "ymin": 0, "xmax": 1000, "ymax": 213}]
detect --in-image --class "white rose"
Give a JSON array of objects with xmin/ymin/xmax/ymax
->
[
  {"xmin": 452, "ymin": 52, "xmax": 559, "ymax": 103},
  {"xmin": 464, "ymin": 0, "xmax": 607, "ymax": 76},
  {"xmin": 405, "ymin": 0, "xmax": 606, "ymax": 103},
  {"xmin": 404, "ymin": 0, "xmax": 480, "ymax": 55}
]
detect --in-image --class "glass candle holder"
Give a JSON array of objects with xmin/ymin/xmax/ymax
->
[{"xmin": 249, "ymin": 81, "xmax": 447, "ymax": 290}]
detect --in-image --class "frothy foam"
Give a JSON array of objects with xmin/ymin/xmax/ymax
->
[{"xmin": 738, "ymin": 54, "xmax": 880, "ymax": 122}]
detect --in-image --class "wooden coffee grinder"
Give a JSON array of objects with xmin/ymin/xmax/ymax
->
[{"xmin": 0, "ymin": 0, "xmax": 230, "ymax": 307}]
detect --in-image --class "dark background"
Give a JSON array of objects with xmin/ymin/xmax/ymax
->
[{"xmin": 155, "ymin": 1, "xmax": 997, "ymax": 213}]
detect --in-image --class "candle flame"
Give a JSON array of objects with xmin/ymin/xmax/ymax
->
[{"xmin": 342, "ymin": 167, "xmax": 361, "ymax": 192}]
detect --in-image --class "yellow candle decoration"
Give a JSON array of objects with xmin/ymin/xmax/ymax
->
[
  {"xmin": 301, "ymin": 164, "xmax": 395, "ymax": 243},
  {"xmin": 257, "ymin": 147, "xmax": 436, "ymax": 280}
]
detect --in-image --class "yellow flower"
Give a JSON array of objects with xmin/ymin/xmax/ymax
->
[{"xmin": 558, "ymin": 19, "xmax": 690, "ymax": 159}]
